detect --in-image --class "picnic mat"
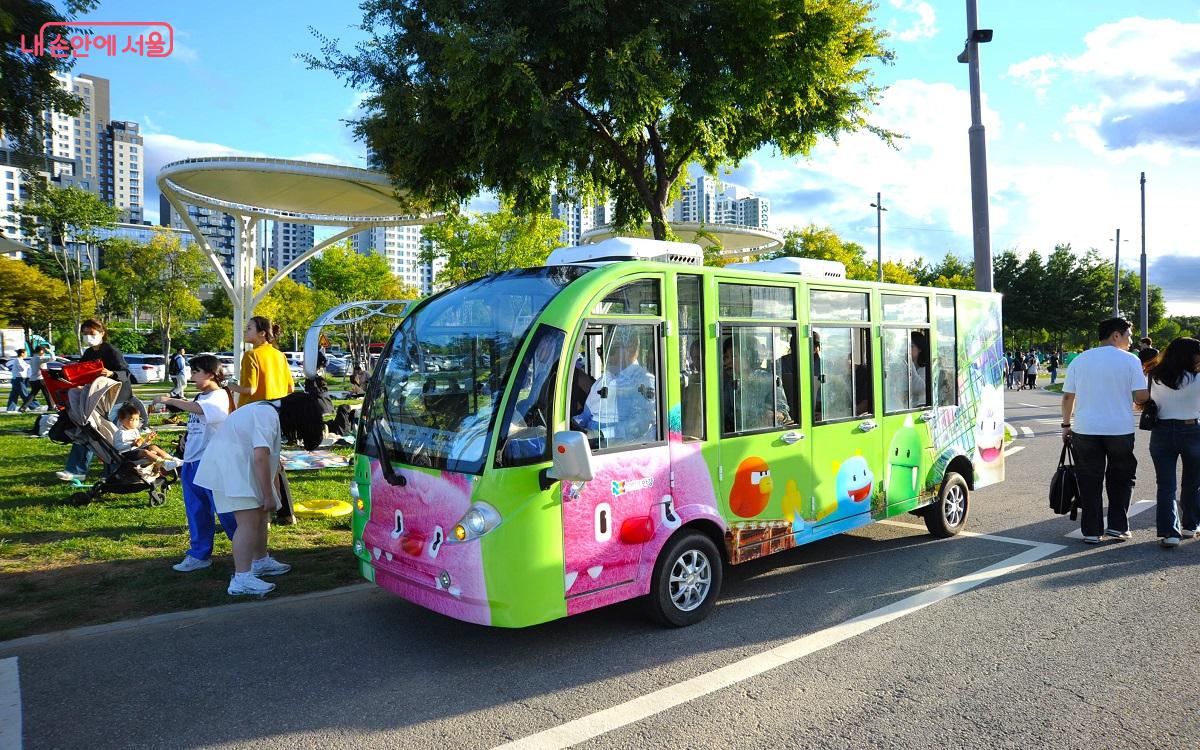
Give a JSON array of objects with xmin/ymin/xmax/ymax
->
[{"xmin": 281, "ymin": 449, "xmax": 352, "ymax": 471}]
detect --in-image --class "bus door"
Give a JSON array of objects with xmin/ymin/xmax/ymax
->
[
  {"xmin": 878, "ymin": 293, "xmax": 936, "ymax": 514},
  {"xmin": 714, "ymin": 281, "xmax": 812, "ymax": 562},
  {"xmin": 562, "ymin": 278, "xmax": 670, "ymax": 604},
  {"xmin": 808, "ymin": 288, "xmax": 884, "ymax": 535}
]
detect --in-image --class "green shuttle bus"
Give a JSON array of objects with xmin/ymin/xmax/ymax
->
[{"xmin": 351, "ymin": 238, "xmax": 1006, "ymax": 627}]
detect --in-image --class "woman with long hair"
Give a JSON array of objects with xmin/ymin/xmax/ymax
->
[
  {"xmin": 152, "ymin": 355, "xmax": 238, "ymax": 572},
  {"xmin": 193, "ymin": 392, "xmax": 325, "ymax": 596},
  {"xmin": 57, "ymin": 319, "xmax": 133, "ymax": 481},
  {"xmin": 1146, "ymin": 337, "xmax": 1200, "ymax": 548}
]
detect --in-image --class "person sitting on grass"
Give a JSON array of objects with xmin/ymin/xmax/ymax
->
[{"xmin": 112, "ymin": 402, "xmax": 181, "ymax": 476}]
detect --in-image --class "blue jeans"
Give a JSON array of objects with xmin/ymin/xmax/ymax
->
[
  {"xmin": 64, "ymin": 403, "xmax": 121, "ymax": 477},
  {"xmin": 6, "ymin": 377, "xmax": 29, "ymax": 410},
  {"xmin": 1049, "ymin": 368, "xmax": 1058, "ymax": 385},
  {"xmin": 180, "ymin": 461, "xmax": 237, "ymax": 560},
  {"xmin": 1149, "ymin": 421, "xmax": 1200, "ymax": 537}
]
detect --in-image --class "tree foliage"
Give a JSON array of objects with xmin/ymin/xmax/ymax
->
[
  {"xmin": 420, "ymin": 205, "xmax": 566, "ymax": 287},
  {"xmin": 768, "ymin": 224, "xmax": 916, "ymax": 283},
  {"xmin": 310, "ymin": 0, "xmax": 893, "ymax": 240},
  {"xmin": 309, "ymin": 242, "xmax": 418, "ymax": 365},
  {"xmin": 0, "ymin": 0, "xmax": 98, "ymax": 169},
  {"xmin": 17, "ymin": 184, "xmax": 118, "ymax": 351},
  {"xmin": 0, "ymin": 256, "xmax": 69, "ymax": 339}
]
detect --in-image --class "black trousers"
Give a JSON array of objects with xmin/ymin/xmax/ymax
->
[{"xmin": 1071, "ymin": 433, "xmax": 1137, "ymax": 536}]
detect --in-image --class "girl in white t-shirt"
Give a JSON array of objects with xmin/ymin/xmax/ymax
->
[
  {"xmin": 1146, "ymin": 337, "xmax": 1200, "ymax": 547},
  {"xmin": 194, "ymin": 392, "xmax": 325, "ymax": 597},
  {"xmin": 153, "ymin": 355, "xmax": 238, "ymax": 572}
]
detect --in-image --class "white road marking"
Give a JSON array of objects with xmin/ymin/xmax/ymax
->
[
  {"xmin": 1017, "ymin": 403, "xmax": 1045, "ymax": 409},
  {"xmin": 1019, "ymin": 426, "xmax": 1034, "ymax": 437},
  {"xmin": 1005, "ymin": 446, "xmax": 1025, "ymax": 457},
  {"xmin": 495, "ymin": 534, "xmax": 1062, "ymax": 750},
  {"xmin": 1063, "ymin": 500, "xmax": 1155, "ymax": 539},
  {"xmin": 0, "ymin": 657, "xmax": 20, "ymax": 750}
]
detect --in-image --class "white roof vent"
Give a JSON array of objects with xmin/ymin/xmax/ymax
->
[
  {"xmin": 725, "ymin": 256, "xmax": 847, "ymax": 279},
  {"xmin": 546, "ymin": 237, "xmax": 704, "ymax": 267}
]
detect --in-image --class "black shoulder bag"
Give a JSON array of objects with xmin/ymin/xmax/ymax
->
[
  {"xmin": 1139, "ymin": 380, "xmax": 1158, "ymax": 431},
  {"xmin": 1049, "ymin": 443, "xmax": 1081, "ymax": 520}
]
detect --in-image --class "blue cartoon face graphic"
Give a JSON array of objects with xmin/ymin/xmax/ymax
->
[{"xmin": 835, "ymin": 455, "xmax": 874, "ymax": 506}]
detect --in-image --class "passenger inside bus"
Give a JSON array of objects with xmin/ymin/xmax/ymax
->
[
  {"xmin": 578, "ymin": 328, "xmax": 658, "ymax": 447},
  {"xmin": 721, "ymin": 336, "xmax": 791, "ymax": 433}
]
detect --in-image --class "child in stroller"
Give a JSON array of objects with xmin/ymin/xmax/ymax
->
[{"xmin": 112, "ymin": 402, "xmax": 182, "ymax": 478}]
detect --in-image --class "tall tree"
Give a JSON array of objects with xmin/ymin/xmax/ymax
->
[
  {"xmin": 0, "ymin": 256, "xmax": 68, "ymax": 343},
  {"xmin": 310, "ymin": 0, "xmax": 894, "ymax": 240},
  {"xmin": 132, "ymin": 230, "xmax": 213, "ymax": 363},
  {"xmin": 309, "ymin": 242, "xmax": 419, "ymax": 365},
  {"xmin": 0, "ymin": 1, "xmax": 98, "ymax": 171},
  {"xmin": 17, "ymin": 184, "xmax": 118, "ymax": 351},
  {"xmin": 420, "ymin": 204, "xmax": 566, "ymax": 287}
]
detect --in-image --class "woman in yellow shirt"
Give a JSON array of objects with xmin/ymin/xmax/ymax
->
[
  {"xmin": 230, "ymin": 316, "xmax": 297, "ymax": 523},
  {"xmin": 231, "ymin": 316, "xmax": 293, "ymax": 406}
]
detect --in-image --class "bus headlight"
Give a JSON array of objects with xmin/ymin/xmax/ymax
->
[{"xmin": 450, "ymin": 502, "xmax": 502, "ymax": 543}]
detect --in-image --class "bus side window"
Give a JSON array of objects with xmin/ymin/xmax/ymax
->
[
  {"xmin": 577, "ymin": 323, "xmax": 661, "ymax": 451},
  {"xmin": 935, "ymin": 295, "xmax": 958, "ymax": 406},
  {"xmin": 678, "ymin": 275, "xmax": 705, "ymax": 442},
  {"xmin": 496, "ymin": 327, "xmax": 566, "ymax": 467},
  {"xmin": 813, "ymin": 326, "xmax": 873, "ymax": 422},
  {"xmin": 720, "ymin": 326, "xmax": 794, "ymax": 434}
]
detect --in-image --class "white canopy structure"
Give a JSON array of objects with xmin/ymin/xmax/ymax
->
[
  {"xmin": 580, "ymin": 221, "xmax": 783, "ymax": 257},
  {"xmin": 156, "ymin": 157, "xmax": 440, "ymax": 373}
]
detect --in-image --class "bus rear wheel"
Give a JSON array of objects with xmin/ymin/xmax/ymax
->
[
  {"xmin": 925, "ymin": 472, "xmax": 969, "ymax": 538},
  {"xmin": 646, "ymin": 531, "xmax": 722, "ymax": 627}
]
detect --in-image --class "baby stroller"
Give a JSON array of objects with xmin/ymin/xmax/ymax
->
[{"xmin": 47, "ymin": 375, "xmax": 175, "ymax": 507}]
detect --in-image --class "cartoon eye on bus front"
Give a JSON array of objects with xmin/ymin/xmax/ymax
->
[{"xmin": 350, "ymin": 238, "xmax": 1005, "ymax": 628}]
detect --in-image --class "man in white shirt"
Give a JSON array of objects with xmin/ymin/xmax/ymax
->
[
  {"xmin": 579, "ymin": 330, "xmax": 658, "ymax": 446},
  {"xmin": 1061, "ymin": 318, "xmax": 1150, "ymax": 543}
]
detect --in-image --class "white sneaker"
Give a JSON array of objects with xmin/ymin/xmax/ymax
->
[
  {"xmin": 251, "ymin": 556, "xmax": 291, "ymax": 576},
  {"xmin": 1161, "ymin": 536, "xmax": 1181, "ymax": 548},
  {"xmin": 172, "ymin": 555, "xmax": 212, "ymax": 573},
  {"xmin": 228, "ymin": 573, "xmax": 275, "ymax": 597},
  {"xmin": 161, "ymin": 459, "xmax": 182, "ymax": 471},
  {"xmin": 56, "ymin": 471, "xmax": 83, "ymax": 482},
  {"xmin": 1182, "ymin": 529, "xmax": 1197, "ymax": 539}
]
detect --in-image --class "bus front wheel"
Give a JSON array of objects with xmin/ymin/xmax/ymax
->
[
  {"xmin": 646, "ymin": 531, "xmax": 723, "ymax": 627},
  {"xmin": 925, "ymin": 472, "xmax": 969, "ymax": 538}
]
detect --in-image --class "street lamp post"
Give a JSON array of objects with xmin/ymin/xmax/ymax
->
[
  {"xmin": 870, "ymin": 192, "xmax": 886, "ymax": 282},
  {"xmin": 1139, "ymin": 172, "xmax": 1148, "ymax": 338},
  {"xmin": 1112, "ymin": 228, "xmax": 1128, "ymax": 317},
  {"xmin": 959, "ymin": 0, "xmax": 994, "ymax": 292}
]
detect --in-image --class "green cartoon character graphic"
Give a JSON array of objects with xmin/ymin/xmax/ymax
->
[{"xmin": 886, "ymin": 415, "xmax": 925, "ymax": 504}]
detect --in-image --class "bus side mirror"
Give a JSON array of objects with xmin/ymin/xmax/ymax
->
[{"xmin": 548, "ymin": 430, "xmax": 594, "ymax": 483}]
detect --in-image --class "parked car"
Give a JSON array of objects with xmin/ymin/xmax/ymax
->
[
  {"xmin": 325, "ymin": 355, "xmax": 349, "ymax": 376},
  {"xmin": 124, "ymin": 354, "xmax": 166, "ymax": 384}
]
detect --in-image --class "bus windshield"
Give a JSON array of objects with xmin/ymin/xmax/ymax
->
[{"xmin": 362, "ymin": 266, "xmax": 590, "ymax": 474}]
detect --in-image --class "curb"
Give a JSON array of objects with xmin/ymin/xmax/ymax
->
[{"xmin": 0, "ymin": 583, "xmax": 375, "ymax": 654}]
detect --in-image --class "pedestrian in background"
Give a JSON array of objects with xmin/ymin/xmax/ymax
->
[
  {"xmin": 1024, "ymin": 352, "xmax": 1039, "ymax": 390},
  {"xmin": 1012, "ymin": 352, "xmax": 1027, "ymax": 390},
  {"xmin": 168, "ymin": 347, "xmax": 188, "ymax": 398},
  {"xmin": 1061, "ymin": 317, "xmax": 1151, "ymax": 544},
  {"xmin": 1004, "ymin": 352, "xmax": 1014, "ymax": 390},
  {"xmin": 5, "ymin": 348, "xmax": 30, "ymax": 412},
  {"xmin": 1047, "ymin": 351, "xmax": 1060, "ymax": 386},
  {"xmin": 1144, "ymin": 337, "xmax": 1200, "ymax": 548},
  {"xmin": 1138, "ymin": 336, "xmax": 1159, "ymax": 372},
  {"xmin": 153, "ymin": 354, "xmax": 238, "ymax": 572}
]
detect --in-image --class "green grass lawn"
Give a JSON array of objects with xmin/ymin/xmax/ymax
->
[{"xmin": 0, "ymin": 380, "xmax": 362, "ymax": 641}]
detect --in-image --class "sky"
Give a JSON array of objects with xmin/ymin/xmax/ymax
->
[{"xmin": 52, "ymin": 0, "xmax": 1200, "ymax": 315}]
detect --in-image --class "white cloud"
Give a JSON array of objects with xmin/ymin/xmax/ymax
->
[
  {"xmin": 889, "ymin": 0, "xmax": 938, "ymax": 43},
  {"xmin": 1010, "ymin": 17, "xmax": 1200, "ymax": 153}
]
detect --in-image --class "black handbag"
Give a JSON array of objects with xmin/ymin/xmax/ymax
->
[
  {"xmin": 1049, "ymin": 443, "xmax": 1081, "ymax": 520},
  {"xmin": 1139, "ymin": 380, "xmax": 1159, "ymax": 431}
]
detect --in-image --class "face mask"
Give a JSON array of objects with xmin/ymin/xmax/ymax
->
[{"xmin": 83, "ymin": 333, "xmax": 103, "ymax": 346}]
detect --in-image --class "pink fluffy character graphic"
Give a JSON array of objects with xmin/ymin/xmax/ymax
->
[{"xmin": 362, "ymin": 463, "xmax": 491, "ymax": 624}]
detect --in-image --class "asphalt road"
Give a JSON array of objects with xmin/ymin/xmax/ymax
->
[{"xmin": 3, "ymin": 386, "xmax": 1198, "ymax": 750}]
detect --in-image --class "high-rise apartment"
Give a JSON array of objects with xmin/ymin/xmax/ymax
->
[
  {"xmin": 159, "ymin": 194, "xmax": 237, "ymax": 278},
  {"xmin": 351, "ymin": 225, "xmax": 441, "ymax": 296},
  {"xmin": 268, "ymin": 221, "xmax": 316, "ymax": 286}
]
